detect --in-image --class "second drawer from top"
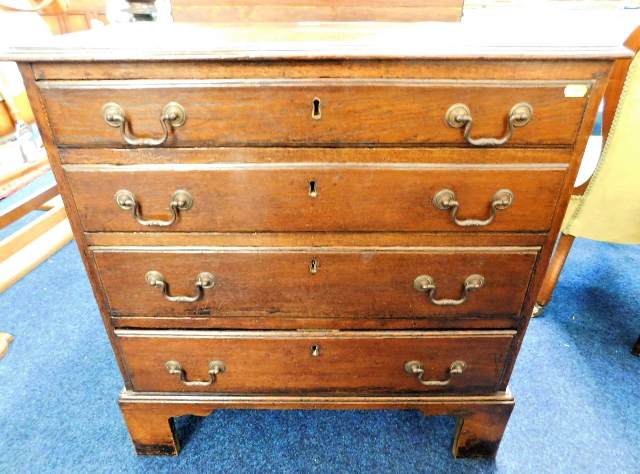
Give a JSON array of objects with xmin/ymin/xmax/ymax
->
[{"xmin": 66, "ymin": 164, "xmax": 566, "ymax": 232}]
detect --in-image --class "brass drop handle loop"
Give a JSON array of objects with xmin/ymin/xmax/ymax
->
[
  {"xmin": 145, "ymin": 270, "xmax": 215, "ymax": 303},
  {"xmin": 102, "ymin": 101, "xmax": 186, "ymax": 147},
  {"xmin": 404, "ymin": 360, "xmax": 467, "ymax": 387},
  {"xmin": 115, "ymin": 189, "xmax": 193, "ymax": 227},
  {"xmin": 165, "ymin": 360, "xmax": 225, "ymax": 387},
  {"xmin": 445, "ymin": 102, "xmax": 533, "ymax": 147},
  {"xmin": 413, "ymin": 274, "xmax": 484, "ymax": 306},
  {"xmin": 433, "ymin": 188, "xmax": 514, "ymax": 227}
]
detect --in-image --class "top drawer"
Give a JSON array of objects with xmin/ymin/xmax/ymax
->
[{"xmin": 39, "ymin": 79, "xmax": 590, "ymax": 148}]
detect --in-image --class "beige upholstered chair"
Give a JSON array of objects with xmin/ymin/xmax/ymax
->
[{"xmin": 536, "ymin": 26, "xmax": 640, "ymax": 356}]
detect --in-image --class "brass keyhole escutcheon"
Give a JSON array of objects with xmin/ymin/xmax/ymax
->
[
  {"xmin": 312, "ymin": 97, "xmax": 321, "ymax": 120},
  {"xmin": 309, "ymin": 257, "xmax": 319, "ymax": 274},
  {"xmin": 311, "ymin": 344, "xmax": 321, "ymax": 357},
  {"xmin": 308, "ymin": 180, "xmax": 318, "ymax": 198}
]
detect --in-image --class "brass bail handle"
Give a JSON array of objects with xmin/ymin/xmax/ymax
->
[
  {"xmin": 445, "ymin": 102, "xmax": 533, "ymax": 147},
  {"xmin": 145, "ymin": 270, "xmax": 215, "ymax": 303},
  {"xmin": 404, "ymin": 360, "xmax": 467, "ymax": 386},
  {"xmin": 413, "ymin": 274, "xmax": 484, "ymax": 306},
  {"xmin": 165, "ymin": 360, "xmax": 225, "ymax": 387},
  {"xmin": 433, "ymin": 188, "xmax": 514, "ymax": 227},
  {"xmin": 114, "ymin": 189, "xmax": 193, "ymax": 227},
  {"xmin": 102, "ymin": 101, "xmax": 186, "ymax": 147}
]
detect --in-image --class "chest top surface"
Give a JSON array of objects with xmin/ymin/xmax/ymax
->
[{"xmin": 0, "ymin": 21, "xmax": 631, "ymax": 62}]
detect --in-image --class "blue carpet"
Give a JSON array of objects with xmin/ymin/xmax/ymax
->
[{"xmin": 0, "ymin": 182, "xmax": 638, "ymax": 472}]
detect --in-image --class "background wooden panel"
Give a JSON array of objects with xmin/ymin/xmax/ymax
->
[
  {"xmin": 92, "ymin": 248, "xmax": 537, "ymax": 319},
  {"xmin": 65, "ymin": 165, "xmax": 566, "ymax": 232},
  {"xmin": 171, "ymin": 0, "xmax": 464, "ymax": 22},
  {"xmin": 40, "ymin": 80, "xmax": 589, "ymax": 147},
  {"xmin": 28, "ymin": 0, "xmax": 462, "ymax": 22},
  {"xmin": 116, "ymin": 330, "xmax": 513, "ymax": 393},
  {"xmin": 0, "ymin": 0, "xmax": 460, "ymax": 28}
]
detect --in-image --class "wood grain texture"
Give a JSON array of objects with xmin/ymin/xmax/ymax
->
[
  {"xmin": 118, "ymin": 390, "xmax": 515, "ymax": 457},
  {"xmin": 451, "ymin": 401, "xmax": 513, "ymax": 458},
  {"xmin": 58, "ymin": 147, "xmax": 574, "ymax": 165},
  {"xmin": 497, "ymin": 51, "xmax": 613, "ymax": 387},
  {"xmin": 33, "ymin": 59, "xmax": 614, "ymax": 82},
  {"xmin": 115, "ymin": 329, "xmax": 514, "ymax": 394},
  {"xmin": 16, "ymin": 63, "xmax": 134, "ymax": 389},
  {"xmin": 10, "ymin": 30, "xmax": 619, "ymax": 458},
  {"xmin": 536, "ymin": 233, "xmax": 576, "ymax": 307},
  {"xmin": 92, "ymin": 247, "xmax": 537, "ymax": 319},
  {"xmin": 85, "ymin": 231, "xmax": 546, "ymax": 249},
  {"xmin": 109, "ymin": 314, "xmax": 520, "ymax": 331},
  {"xmin": 40, "ymin": 79, "xmax": 589, "ymax": 147},
  {"xmin": 65, "ymin": 165, "xmax": 566, "ymax": 232},
  {"xmin": 120, "ymin": 408, "xmax": 180, "ymax": 455}
]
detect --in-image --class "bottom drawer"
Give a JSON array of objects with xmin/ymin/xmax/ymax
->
[{"xmin": 116, "ymin": 330, "xmax": 515, "ymax": 394}]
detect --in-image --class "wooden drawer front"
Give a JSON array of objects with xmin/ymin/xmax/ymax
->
[
  {"xmin": 93, "ymin": 248, "xmax": 537, "ymax": 319},
  {"xmin": 41, "ymin": 79, "xmax": 588, "ymax": 147},
  {"xmin": 116, "ymin": 330, "xmax": 515, "ymax": 394},
  {"xmin": 66, "ymin": 165, "xmax": 566, "ymax": 232}
]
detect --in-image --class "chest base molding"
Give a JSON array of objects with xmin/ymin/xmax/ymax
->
[{"xmin": 119, "ymin": 390, "xmax": 515, "ymax": 457}]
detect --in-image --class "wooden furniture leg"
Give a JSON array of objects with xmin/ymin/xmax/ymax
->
[
  {"xmin": 119, "ymin": 402, "xmax": 182, "ymax": 455},
  {"xmin": 632, "ymin": 336, "xmax": 640, "ymax": 357},
  {"xmin": 534, "ymin": 233, "xmax": 576, "ymax": 316},
  {"xmin": 451, "ymin": 403, "xmax": 514, "ymax": 458},
  {"xmin": 120, "ymin": 391, "xmax": 514, "ymax": 457}
]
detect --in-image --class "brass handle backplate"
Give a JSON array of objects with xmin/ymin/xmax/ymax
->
[
  {"xmin": 413, "ymin": 274, "xmax": 484, "ymax": 306},
  {"xmin": 165, "ymin": 360, "xmax": 225, "ymax": 386},
  {"xmin": 433, "ymin": 188, "xmax": 513, "ymax": 227},
  {"xmin": 445, "ymin": 102, "xmax": 533, "ymax": 147},
  {"xmin": 102, "ymin": 101, "xmax": 186, "ymax": 146},
  {"xmin": 146, "ymin": 270, "xmax": 215, "ymax": 303},
  {"xmin": 404, "ymin": 360, "xmax": 467, "ymax": 386},
  {"xmin": 115, "ymin": 189, "xmax": 193, "ymax": 227}
]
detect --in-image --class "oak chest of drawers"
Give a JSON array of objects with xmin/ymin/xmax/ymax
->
[{"xmin": 6, "ymin": 22, "xmax": 627, "ymax": 458}]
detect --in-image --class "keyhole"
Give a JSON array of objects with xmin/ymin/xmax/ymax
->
[
  {"xmin": 308, "ymin": 180, "xmax": 317, "ymax": 198},
  {"xmin": 312, "ymin": 97, "xmax": 321, "ymax": 120},
  {"xmin": 309, "ymin": 257, "xmax": 319, "ymax": 274},
  {"xmin": 311, "ymin": 344, "xmax": 320, "ymax": 357}
]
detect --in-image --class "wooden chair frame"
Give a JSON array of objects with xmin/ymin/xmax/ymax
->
[{"xmin": 0, "ymin": 162, "xmax": 72, "ymax": 293}]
